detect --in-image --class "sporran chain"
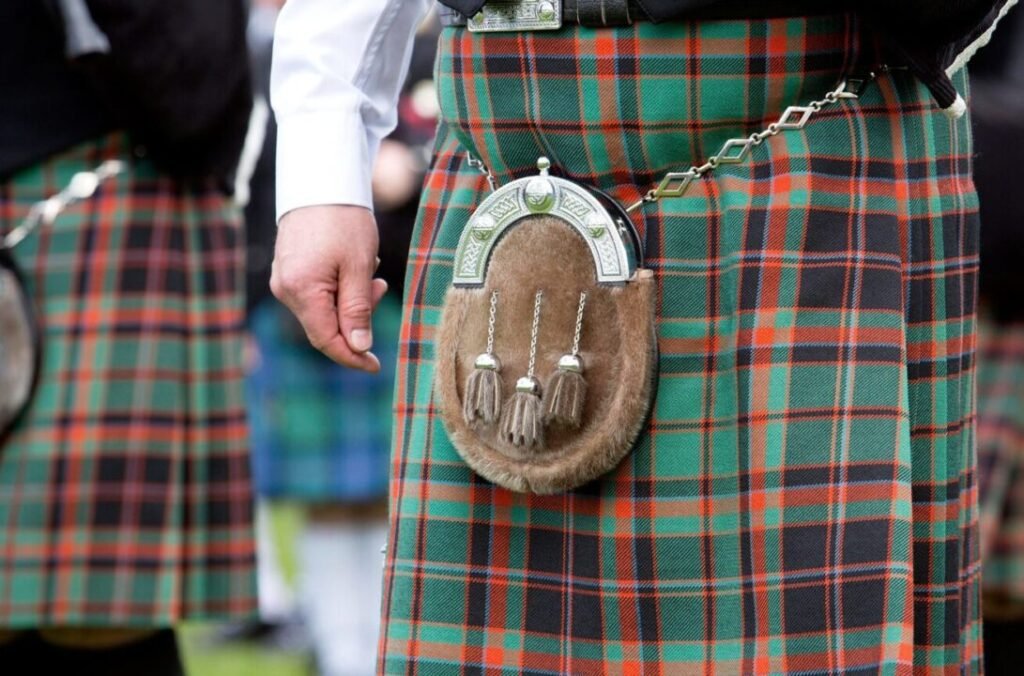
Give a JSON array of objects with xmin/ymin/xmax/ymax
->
[
  {"xmin": 570, "ymin": 291, "xmax": 586, "ymax": 357},
  {"xmin": 486, "ymin": 290, "xmax": 499, "ymax": 354},
  {"xmin": 4, "ymin": 160, "xmax": 125, "ymax": 250},
  {"xmin": 527, "ymin": 290, "xmax": 543, "ymax": 379},
  {"xmin": 465, "ymin": 71, "xmax": 880, "ymax": 214},
  {"xmin": 466, "ymin": 152, "xmax": 497, "ymax": 192}
]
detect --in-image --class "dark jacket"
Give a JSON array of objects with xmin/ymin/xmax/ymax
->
[
  {"xmin": 0, "ymin": 0, "xmax": 251, "ymax": 186},
  {"xmin": 970, "ymin": 7, "xmax": 1024, "ymax": 322},
  {"xmin": 439, "ymin": 0, "xmax": 1017, "ymax": 116}
]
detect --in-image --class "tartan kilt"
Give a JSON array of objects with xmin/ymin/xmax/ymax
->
[
  {"xmin": 381, "ymin": 13, "xmax": 983, "ymax": 674},
  {"xmin": 246, "ymin": 294, "xmax": 402, "ymax": 502},
  {"xmin": 0, "ymin": 134, "xmax": 256, "ymax": 627},
  {"xmin": 977, "ymin": 319, "xmax": 1024, "ymax": 613}
]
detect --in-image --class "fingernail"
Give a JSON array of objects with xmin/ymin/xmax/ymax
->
[{"xmin": 351, "ymin": 329, "xmax": 372, "ymax": 352}]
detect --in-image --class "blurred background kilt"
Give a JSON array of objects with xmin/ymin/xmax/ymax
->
[
  {"xmin": 977, "ymin": 322, "xmax": 1024, "ymax": 615},
  {"xmin": 381, "ymin": 14, "xmax": 981, "ymax": 673},
  {"xmin": 245, "ymin": 294, "xmax": 402, "ymax": 503},
  {"xmin": 0, "ymin": 133, "xmax": 256, "ymax": 627}
]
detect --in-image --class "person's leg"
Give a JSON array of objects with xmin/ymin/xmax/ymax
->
[
  {"xmin": 255, "ymin": 500, "xmax": 299, "ymax": 624},
  {"xmin": 299, "ymin": 501, "xmax": 387, "ymax": 676}
]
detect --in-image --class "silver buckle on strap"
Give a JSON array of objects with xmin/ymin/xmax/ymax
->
[{"xmin": 467, "ymin": 1, "xmax": 562, "ymax": 32}]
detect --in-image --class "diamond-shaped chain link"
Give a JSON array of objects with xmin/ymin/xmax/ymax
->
[
  {"xmin": 625, "ymin": 76, "xmax": 870, "ymax": 213},
  {"xmin": 466, "ymin": 152, "xmax": 497, "ymax": 192}
]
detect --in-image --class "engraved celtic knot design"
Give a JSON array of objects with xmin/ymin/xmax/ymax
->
[{"xmin": 453, "ymin": 157, "xmax": 636, "ymax": 287}]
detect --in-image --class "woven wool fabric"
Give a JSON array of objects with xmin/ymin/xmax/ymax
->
[
  {"xmin": 380, "ymin": 14, "xmax": 981, "ymax": 674},
  {"xmin": 977, "ymin": 320, "xmax": 1024, "ymax": 612},
  {"xmin": 246, "ymin": 294, "xmax": 402, "ymax": 502},
  {"xmin": 0, "ymin": 134, "xmax": 256, "ymax": 627}
]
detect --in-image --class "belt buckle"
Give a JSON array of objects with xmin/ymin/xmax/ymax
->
[{"xmin": 467, "ymin": 0, "xmax": 562, "ymax": 32}]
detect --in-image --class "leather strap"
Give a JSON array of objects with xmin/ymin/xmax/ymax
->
[
  {"xmin": 437, "ymin": 1, "xmax": 838, "ymax": 28},
  {"xmin": 438, "ymin": 0, "xmax": 642, "ymax": 28},
  {"xmin": 571, "ymin": 0, "xmax": 633, "ymax": 26}
]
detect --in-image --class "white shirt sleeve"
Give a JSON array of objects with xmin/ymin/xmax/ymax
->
[{"xmin": 270, "ymin": 0, "xmax": 434, "ymax": 221}]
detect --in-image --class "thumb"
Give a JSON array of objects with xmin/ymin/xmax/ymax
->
[{"xmin": 337, "ymin": 264, "xmax": 375, "ymax": 353}]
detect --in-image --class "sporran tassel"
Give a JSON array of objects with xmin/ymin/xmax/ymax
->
[
  {"xmin": 544, "ymin": 355, "xmax": 587, "ymax": 428},
  {"xmin": 500, "ymin": 377, "xmax": 544, "ymax": 449},
  {"xmin": 463, "ymin": 354, "xmax": 502, "ymax": 425},
  {"xmin": 543, "ymin": 292, "xmax": 589, "ymax": 428},
  {"xmin": 500, "ymin": 290, "xmax": 545, "ymax": 449},
  {"xmin": 463, "ymin": 291, "xmax": 503, "ymax": 425}
]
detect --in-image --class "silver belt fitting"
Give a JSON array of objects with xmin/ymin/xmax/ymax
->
[{"xmin": 467, "ymin": 0, "xmax": 562, "ymax": 32}]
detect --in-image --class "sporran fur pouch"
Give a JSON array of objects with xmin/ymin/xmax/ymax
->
[
  {"xmin": 0, "ymin": 247, "xmax": 40, "ymax": 439},
  {"xmin": 435, "ymin": 158, "xmax": 658, "ymax": 494}
]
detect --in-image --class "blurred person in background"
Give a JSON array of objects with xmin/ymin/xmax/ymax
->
[
  {"xmin": 0, "ymin": 1, "xmax": 255, "ymax": 672},
  {"xmin": 240, "ymin": 4, "xmax": 440, "ymax": 674},
  {"xmin": 969, "ymin": 8, "xmax": 1024, "ymax": 674}
]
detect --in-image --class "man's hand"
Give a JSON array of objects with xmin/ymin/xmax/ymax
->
[{"xmin": 271, "ymin": 205, "xmax": 388, "ymax": 372}]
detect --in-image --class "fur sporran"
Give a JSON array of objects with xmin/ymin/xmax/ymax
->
[
  {"xmin": 0, "ymin": 247, "xmax": 41, "ymax": 440},
  {"xmin": 0, "ymin": 160, "xmax": 122, "ymax": 443},
  {"xmin": 435, "ymin": 159, "xmax": 658, "ymax": 494}
]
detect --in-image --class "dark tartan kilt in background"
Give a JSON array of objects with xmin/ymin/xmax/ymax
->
[
  {"xmin": 0, "ymin": 134, "xmax": 256, "ymax": 627},
  {"xmin": 246, "ymin": 294, "xmax": 402, "ymax": 502},
  {"xmin": 977, "ymin": 319, "xmax": 1024, "ymax": 613},
  {"xmin": 380, "ymin": 14, "xmax": 982, "ymax": 674}
]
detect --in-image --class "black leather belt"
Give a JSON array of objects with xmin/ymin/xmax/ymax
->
[
  {"xmin": 438, "ymin": 0, "xmax": 641, "ymax": 28},
  {"xmin": 437, "ymin": 0, "xmax": 836, "ymax": 29}
]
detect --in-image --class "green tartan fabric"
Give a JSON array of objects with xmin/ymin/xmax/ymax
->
[
  {"xmin": 0, "ymin": 134, "xmax": 256, "ymax": 627},
  {"xmin": 381, "ymin": 14, "xmax": 981, "ymax": 674},
  {"xmin": 977, "ymin": 319, "xmax": 1024, "ymax": 611},
  {"xmin": 246, "ymin": 294, "xmax": 402, "ymax": 501}
]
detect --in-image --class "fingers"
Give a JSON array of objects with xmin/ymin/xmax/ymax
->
[
  {"xmin": 371, "ymin": 278, "xmax": 388, "ymax": 308},
  {"xmin": 292, "ymin": 283, "xmax": 382, "ymax": 373},
  {"xmin": 308, "ymin": 278, "xmax": 386, "ymax": 371},
  {"xmin": 336, "ymin": 259, "xmax": 376, "ymax": 353},
  {"xmin": 270, "ymin": 205, "xmax": 384, "ymax": 372}
]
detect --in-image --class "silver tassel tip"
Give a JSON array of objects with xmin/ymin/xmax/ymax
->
[
  {"xmin": 515, "ymin": 376, "xmax": 540, "ymax": 394},
  {"xmin": 557, "ymin": 354, "xmax": 583, "ymax": 373},
  {"xmin": 474, "ymin": 353, "xmax": 501, "ymax": 371}
]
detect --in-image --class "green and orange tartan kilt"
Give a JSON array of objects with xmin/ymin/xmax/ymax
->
[
  {"xmin": 380, "ymin": 13, "xmax": 981, "ymax": 674},
  {"xmin": 0, "ymin": 134, "xmax": 256, "ymax": 627},
  {"xmin": 977, "ymin": 319, "xmax": 1024, "ymax": 614}
]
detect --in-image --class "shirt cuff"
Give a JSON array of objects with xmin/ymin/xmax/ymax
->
[{"xmin": 275, "ymin": 110, "xmax": 373, "ymax": 222}]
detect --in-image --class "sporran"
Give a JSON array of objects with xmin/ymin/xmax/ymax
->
[
  {"xmin": 435, "ymin": 158, "xmax": 659, "ymax": 494},
  {"xmin": 0, "ymin": 160, "xmax": 123, "ymax": 440}
]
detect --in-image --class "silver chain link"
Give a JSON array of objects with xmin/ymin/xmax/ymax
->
[
  {"xmin": 570, "ymin": 291, "xmax": 587, "ymax": 357},
  {"xmin": 464, "ymin": 74, "xmax": 876, "ymax": 214},
  {"xmin": 4, "ymin": 160, "xmax": 125, "ymax": 250},
  {"xmin": 526, "ymin": 290, "xmax": 543, "ymax": 379},
  {"xmin": 624, "ymin": 77, "xmax": 868, "ymax": 212},
  {"xmin": 485, "ymin": 290, "xmax": 499, "ymax": 354},
  {"xmin": 466, "ymin": 152, "xmax": 497, "ymax": 192}
]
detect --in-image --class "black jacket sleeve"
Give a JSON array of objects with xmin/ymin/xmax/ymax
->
[
  {"xmin": 57, "ymin": 0, "xmax": 253, "ymax": 183},
  {"xmin": 860, "ymin": 0, "xmax": 1017, "ymax": 112}
]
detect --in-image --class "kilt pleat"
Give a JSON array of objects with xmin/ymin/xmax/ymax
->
[
  {"xmin": 977, "ymin": 320, "xmax": 1024, "ymax": 613},
  {"xmin": 0, "ymin": 134, "xmax": 256, "ymax": 627},
  {"xmin": 381, "ymin": 15, "xmax": 981, "ymax": 674}
]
